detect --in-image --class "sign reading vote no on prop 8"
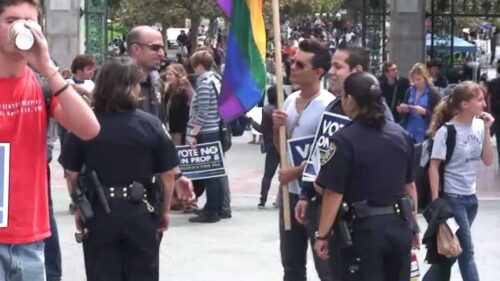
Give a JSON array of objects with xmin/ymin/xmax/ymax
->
[
  {"xmin": 0, "ymin": 144, "xmax": 10, "ymax": 228},
  {"xmin": 176, "ymin": 141, "xmax": 226, "ymax": 180}
]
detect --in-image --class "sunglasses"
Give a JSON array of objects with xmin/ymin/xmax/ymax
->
[
  {"xmin": 134, "ymin": 42, "xmax": 164, "ymax": 52},
  {"xmin": 290, "ymin": 58, "xmax": 311, "ymax": 69}
]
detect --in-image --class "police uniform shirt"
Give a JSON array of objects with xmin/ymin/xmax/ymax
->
[
  {"xmin": 138, "ymin": 72, "xmax": 164, "ymax": 122},
  {"xmin": 60, "ymin": 109, "xmax": 178, "ymax": 186},
  {"xmin": 315, "ymin": 120, "xmax": 414, "ymax": 205}
]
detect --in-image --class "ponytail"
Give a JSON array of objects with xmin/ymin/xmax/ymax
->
[
  {"xmin": 427, "ymin": 96, "xmax": 455, "ymax": 138},
  {"xmin": 427, "ymin": 81, "xmax": 483, "ymax": 138}
]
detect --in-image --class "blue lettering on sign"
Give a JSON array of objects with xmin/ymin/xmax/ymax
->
[{"xmin": 0, "ymin": 144, "xmax": 11, "ymax": 227}]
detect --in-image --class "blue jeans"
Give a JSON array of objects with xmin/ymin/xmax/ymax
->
[
  {"xmin": 0, "ymin": 242, "xmax": 46, "ymax": 281},
  {"xmin": 423, "ymin": 193, "xmax": 479, "ymax": 281}
]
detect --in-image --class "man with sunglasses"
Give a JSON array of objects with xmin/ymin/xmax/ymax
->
[
  {"xmin": 126, "ymin": 26, "xmax": 195, "ymax": 215},
  {"xmin": 126, "ymin": 26, "xmax": 166, "ymax": 121},
  {"xmin": 273, "ymin": 38, "xmax": 336, "ymax": 281}
]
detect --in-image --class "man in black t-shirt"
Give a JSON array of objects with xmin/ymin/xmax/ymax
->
[{"xmin": 379, "ymin": 61, "xmax": 411, "ymax": 123}]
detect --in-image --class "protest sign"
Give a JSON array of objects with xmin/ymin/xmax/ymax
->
[
  {"xmin": 302, "ymin": 112, "xmax": 350, "ymax": 182},
  {"xmin": 0, "ymin": 144, "xmax": 10, "ymax": 227},
  {"xmin": 287, "ymin": 135, "xmax": 315, "ymax": 167},
  {"xmin": 177, "ymin": 142, "xmax": 226, "ymax": 180}
]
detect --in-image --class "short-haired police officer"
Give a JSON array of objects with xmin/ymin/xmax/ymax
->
[
  {"xmin": 313, "ymin": 72, "xmax": 419, "ymax": 281},
  {"xmin": 60, "ymin": 57, "xmax": 182, "ymax": 281}
]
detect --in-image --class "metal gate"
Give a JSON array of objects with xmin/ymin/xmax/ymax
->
[
  {"xmin": 429, "ymin": 0, "xmax": 500, "ymax": 69},
  {"xmin": 84, "ymin": 0, "xmax": 108, "ymax": 63},
  {"xmin": 361, "ymin": 0, "xmax": 389, "ymax": 74}
]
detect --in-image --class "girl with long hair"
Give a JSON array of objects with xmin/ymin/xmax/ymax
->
[
  {"xmin": 162, "ymin": 63, "xmax": 193, "ymax": 145},
  {"xmin": 423, "ymin": 81, "xmax": 495, "ymax": 281}
]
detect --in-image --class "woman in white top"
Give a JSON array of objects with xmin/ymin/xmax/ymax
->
[{"xmin": 424, "ymin": 81, "xmax": 495, "ymax": 281}]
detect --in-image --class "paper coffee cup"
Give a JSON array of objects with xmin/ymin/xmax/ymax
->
[{"xmin": 8, "ymin": 20, "xmax": 35, "ymax": 50}]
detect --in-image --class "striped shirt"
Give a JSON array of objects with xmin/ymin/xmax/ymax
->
[{"xmin": 188, "ymin": 71, "xmax": 221, "ymax": 134}]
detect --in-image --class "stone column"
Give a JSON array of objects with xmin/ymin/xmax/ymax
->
[
  {"xmin": 43, "ymin": 0, "xmax": 80, "ymax": 69},
  {"xmin": 388, "ymin": 0, "xmax": 426, "ymax": 77}
]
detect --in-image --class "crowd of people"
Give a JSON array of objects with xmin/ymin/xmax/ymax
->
[{"xmin": 1, "ymin": 1, "xmax": 500, "ymax": 281}]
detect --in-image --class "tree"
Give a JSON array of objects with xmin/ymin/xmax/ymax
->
[
  {"xmin": 263, "ymin": 0, "xmax": 342, "ymax": 17},
  {"xmin": 115, "ymin": 0, "xmax": 221, "ymax": 53}
]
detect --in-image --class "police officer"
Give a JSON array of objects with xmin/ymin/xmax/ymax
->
[
  {"xmin": 60, "ymin": 57, "xmax": 189, "ymax": 281},
  {"xmin": 313, "ymin": 72, "xmax": 419, "ymax": 281},
  {"xmin": 127, "ymin": 26, "xmax": 166, "ymax": 121}
]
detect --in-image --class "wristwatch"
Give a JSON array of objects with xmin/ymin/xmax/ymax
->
[{"xmin": 315, "ymin": 230, "xmax": 329, "ymax": 241}]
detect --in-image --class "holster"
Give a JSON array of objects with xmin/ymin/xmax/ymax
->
[
  {"xmin": 398, "ymin": 196, "xmax": 413, "ymax": 221},
  {"xmin": 146, "ymin": 177, "xmax": 164, "ymax": 218},
  {"xmin": 336, "ymin": 203, "xmax": 353, "ymax": 248}
]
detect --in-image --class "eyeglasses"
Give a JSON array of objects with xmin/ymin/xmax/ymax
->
[
  {"xmin": 291, "ymin": 58, "xmax": 312, "ymax": 70},
  {"xmin": 133, "ymin": 42, "xmax": 164, "ymax": 52}
]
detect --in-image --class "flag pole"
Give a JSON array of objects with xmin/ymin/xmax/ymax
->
[{"xmin": 271, "ymin": 0, "xmax": 291, "ymax": 231}]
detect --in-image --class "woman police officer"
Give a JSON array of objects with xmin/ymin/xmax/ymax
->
[
  {"xmin": 313, "ymin": 72, "xmax": 419, "ymax": 281},
  {"xmin": 60, "ymin": 56, "xmax": 183, "ymax": 281}
]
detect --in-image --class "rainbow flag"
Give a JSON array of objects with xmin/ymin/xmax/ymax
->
[{"xmin": 216, "ymin": 0, "xmax": 266, "ymax": 121}]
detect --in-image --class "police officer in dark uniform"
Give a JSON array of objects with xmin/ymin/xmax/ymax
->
[
  {"xmin": 126, "ymin": 26, "xmax": 166, "ymax": 121},
  {"xmin": 60, "ymin": 57, "xmax": 184, "ymax": 281},
  {"xmin": 313, "ymin": 72, "xmax": 419, "ymax": 281}
]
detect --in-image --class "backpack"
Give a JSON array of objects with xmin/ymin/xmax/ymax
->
[
  {"xmin": 414, "ymin": 124, "xmax": 456, "ymax": 212},
  {"xmin": 208, "ymin": 80, "xmax": 232, "ymax": 152}
]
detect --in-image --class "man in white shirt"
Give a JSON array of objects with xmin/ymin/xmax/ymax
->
[
  {"xmin": 273, "ymin": 38, "xmax": 336, "ymax": 281},
  {"xmin": 66, "ymin": 54, "xmax": 96, "ymax": 104}
]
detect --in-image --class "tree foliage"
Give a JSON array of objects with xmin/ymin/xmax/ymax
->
[
  {"xmin": 115, "ymin": 0, "xmax": 221, "ymax": 48},
  {"xmin": 263, "ymin": 0, "xmax": 343, "ymax": 17}
]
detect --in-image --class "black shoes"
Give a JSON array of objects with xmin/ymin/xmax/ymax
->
[
  {"xmin": 189, "ymin": 212, "xmax": 221, "ymax": 223},
  {"xmin": 194, "ymin": 209, "xmax": 232, "ymax": 219},
  {"xmin": 219, "ymin": 210, "xmax": 232, "ymax": 219},
  {"xmin": 258, "ymin": 202, "xmax": 265, "ymax": 209}
]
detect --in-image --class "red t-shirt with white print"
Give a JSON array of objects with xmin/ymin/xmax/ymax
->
[{"xmin": 0, "ymin": 66, "xmax": 58, "ymax": 243}]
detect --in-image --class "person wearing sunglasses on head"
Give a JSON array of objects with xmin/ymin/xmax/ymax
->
[{"xmin": 126, "ymin": 26, "xmax": 167, "ymax": 122}]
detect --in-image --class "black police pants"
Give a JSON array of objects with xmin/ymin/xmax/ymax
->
[
  {"xmin": 82, "ymin": 200, "xmax": 160, "ymax": 281},
  {"xmin": 342, "ymin": 215, "xmax": 412, "ymax": 281},
  {"xmin": 279, "ymin": 193, "xmax": 336, "ymax": 281}
]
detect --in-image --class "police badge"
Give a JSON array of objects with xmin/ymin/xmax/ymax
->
[{"xmin": 320, "ymin": 140, "xmax": 337, "ymax": 166}]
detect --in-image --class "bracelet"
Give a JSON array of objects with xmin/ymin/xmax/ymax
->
[
  {"xmin": 44, "ymin": 67, "xmax": 60, "ymax": 82},
  {"xmin": 53, "ymin": 83, "xmax": 70, "ymax": 97}
]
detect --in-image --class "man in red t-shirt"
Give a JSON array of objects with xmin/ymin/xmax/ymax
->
[{"xmin": 0, "ymin": 1, "xmax": 100, "ymax": 280}]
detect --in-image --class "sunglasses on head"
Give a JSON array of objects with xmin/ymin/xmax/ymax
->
[{"xmin": 135, "ymin": 42, "xmax": 164, "ymax": 52}]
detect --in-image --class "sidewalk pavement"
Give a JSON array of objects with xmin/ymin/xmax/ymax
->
[{"xmin": 50, "ymin": 132, "xmax": 500, "ymax": 280}]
